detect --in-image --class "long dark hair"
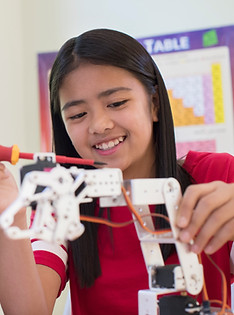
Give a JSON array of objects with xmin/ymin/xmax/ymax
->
[{"xmin": 49, "ymin": 28, "xmax": 191, "ymax": 288}]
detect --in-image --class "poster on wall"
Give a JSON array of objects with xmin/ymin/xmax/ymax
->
[
  {"xmin": 138, "ymin": 25, "xmax": 234, "ymax": 157},
  {"xmin": 38, "ymin": 25, "xmax": 234, "ymax": 156}
]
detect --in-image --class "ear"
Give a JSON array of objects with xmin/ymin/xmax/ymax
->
[{"xmin": 151, "ymin": 87, "xmax": 159, "ymax": 122}]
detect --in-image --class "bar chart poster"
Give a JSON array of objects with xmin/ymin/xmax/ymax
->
[{"xmin": 138, "ymin": 25, "xmax": 234, "ymax": 157}]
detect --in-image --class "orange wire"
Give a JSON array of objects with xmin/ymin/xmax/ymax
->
[
  {"xmin": 80, "ymin": 215, "xmax": 134, "ymax": 228},
  {"xmin": 120, "ymin": 185, "xmax": 231, "ymax": 314},
  {"xmin": 80, "ymin": 186, "xmax": 232, "ymax": 315},
  {"xmin": 80, "ymin": 213, "xmax": 171, "ymax": 233},
  {"xmin": 198, "ymin": 253, "xmax": 209, "ymax": 301},
  {"xmin": 209, "ymin": 299, "xmax": 232, "ymax": 313},
  {"xmin": 80, "ymin": 186, "xmax": 172, "ymax": 236},
  {"xmin": 121, "ymin": 185, "xmax": 172, "ymax": 235},
  {"xmin": 199, "ymin": 252, "xmax": 231, "ymax": 314},
  {"xmin": 205, "ymin": 254, "xmax": 228, "ymax": 315}
]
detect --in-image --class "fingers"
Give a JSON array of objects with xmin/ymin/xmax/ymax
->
[
  {"xmin": 0, "ymin": 165, "xmax": 18, "ymax": 213},
  {"xmin": 0, "ymin": 163, "xmax": 14, "ymax": 182},
  {"xmin": 190, "ymin": 201, "xmax": 234, "ymax": 254},
  {"xmin": 0, "ymin": 163, "xmax": 8, "ymax": 178},
  {"xmin": 0, "ymin": 163, "xmax": 16, "ymax": 185},
  {"xmin": 176, "ymin": 181, "xmax": 234, "ymax": 254},
  {"xmin": 203, "ymin": 217, "xmax": 234, "ymax": 254},
  {"xmin": 177, "ymin": 182, "xmax": 221, "ymax": 229}
]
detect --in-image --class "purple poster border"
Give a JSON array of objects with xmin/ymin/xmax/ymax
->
[{"xmin": 38, "ymin": 52, "xmax": 57, "ymax": 151}]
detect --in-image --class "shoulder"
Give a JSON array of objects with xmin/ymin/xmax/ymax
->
[
  {"xmin": 31, "ymin": 239, "xmax": 68, "ymax": 295},
  {"xmin": 182, "ymin": 150, "xmax": 234, "ymax": 183}
]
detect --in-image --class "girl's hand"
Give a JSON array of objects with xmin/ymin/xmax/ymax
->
[
  {"xmin": 0, "ymin": 163, "xmax": 19, "ymax": 215},
  {"xmin": 176, "ymin": 181, "xmax": 234, "ymax": 254}
]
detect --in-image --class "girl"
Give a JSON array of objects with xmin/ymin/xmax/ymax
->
[{"xmin": 0, "ymin": 28, "xmax": 234, "ymax": 314}]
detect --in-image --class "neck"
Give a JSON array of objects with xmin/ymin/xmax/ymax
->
[{"xmin": 123, "ymin": 160, "xmax": 156, "ymax": 180}]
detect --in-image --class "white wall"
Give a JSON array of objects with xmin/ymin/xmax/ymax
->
[
  {"xmin": 1, "ymin": 0, "xmax": 234, "ymax": 314},
  {"xmin": 2, "ymin": 0, "xmax": 234, "ymax": 158},
  {"xmin": 0, "ymin": 1, "xmax": 25, "ymax": 179},
  {"xmin": 11, "ymin": 0, "xmax": 234, "ymax": 154}
]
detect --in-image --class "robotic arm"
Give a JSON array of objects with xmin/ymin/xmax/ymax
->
[
  {"xmin": 0, "ymin": 152, "xmax": 225, "ymax": 314},
  {"xmin": 0, "ymin": 160, "xmax": 122, "ymax": 243}
]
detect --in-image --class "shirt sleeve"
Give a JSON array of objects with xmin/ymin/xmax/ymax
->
[
  {"xmin": 183, "ymin": 150, "xmax": 234, "ymax": 183},
  {"xmin": 31, "ymin": 238, "xmax": 68, "ymax": 296}
]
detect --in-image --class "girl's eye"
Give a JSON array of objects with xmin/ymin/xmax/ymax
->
[
  {"xmin": 69, "ymin": 112, "xmax": 87, "ymax": 120},
  {"xmin": 108, "ymin": 99, "xmax": 128, "ymax": 108}
]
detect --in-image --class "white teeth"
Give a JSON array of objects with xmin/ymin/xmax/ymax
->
[
  {"xmin": 95, "ymin": 136, "xmax": 124, "ymax": 150},
  {"xmin": 102, "ymin": 143, "xmax": 108, "ymax": 149}
]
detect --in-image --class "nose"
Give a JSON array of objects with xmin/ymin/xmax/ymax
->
[{"xmin": 88, "ymin": 109, "xmax": 114, "ymax": 134}]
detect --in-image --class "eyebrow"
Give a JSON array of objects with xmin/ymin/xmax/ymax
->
[{"xmin": 61, "ymin": 87, "xmax": 132, "ymax": 111}]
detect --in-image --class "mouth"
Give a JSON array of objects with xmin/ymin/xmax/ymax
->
[{"xmin": 94, "ymin": 136, "xmax": 126, "ymax": 151}]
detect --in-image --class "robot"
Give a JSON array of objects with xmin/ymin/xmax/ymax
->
[{"xmin": 0, "ymin": 146, "xmax": 232, "ymax": 314}]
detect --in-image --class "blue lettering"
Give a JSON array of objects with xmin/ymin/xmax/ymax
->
[
  {"xmin": 142, "ymin": 36, "xmax": 190, "ymax": 54},
  {"xmin": 143, "ymin": 39, "xmax": 154, "ymax": 54},
  {"xmin": 153, "ymin": 40, "xmax": 165, "ymax": 53}
]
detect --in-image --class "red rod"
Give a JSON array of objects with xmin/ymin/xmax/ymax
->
[{"xmin": 0, "ymin": 145, "xmax": 105, "ymax": 166}]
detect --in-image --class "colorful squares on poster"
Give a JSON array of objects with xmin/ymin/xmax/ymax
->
[
  {"xmin": 166, "ymin": 63, "xmax": 225, "ymax": 127},
  {"xmin": 168, "ymin": 90, "xmax": 204, "ymax": 126},
  {"xmin": 176, "ymin": 140, "xmax": 216, "ymax": 159},
  {"xmin": 202, "ymin": 74, "xmax": 215, "ymax": 124},
  {"xmin": 211, "ymin": 64, "xmax": 225, "ymax": 123}
]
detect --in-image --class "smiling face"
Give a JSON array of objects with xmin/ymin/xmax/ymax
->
[{"xmin": 59, "ymin": 63, "xmax": 158, "ymax": 179}]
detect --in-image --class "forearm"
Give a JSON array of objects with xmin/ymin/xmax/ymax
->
[{"xmin": 0, "ymin": 212, "xmax": 50, "ymax": 315}]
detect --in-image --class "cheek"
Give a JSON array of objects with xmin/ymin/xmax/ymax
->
[
  {"xmin": 63, "ymin": 124, "xmax": 75, "ymax": 145},
  {"xmin": 61, "ymin": 116, "xmax": 87, "ymax": 155},
  {"xmin": 66, "ymin": 125, "xmax": 90, "ymax": 158},
  {"xmin": 130, "ymin": 107, "xmax": 154, "ymax": 131}
]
